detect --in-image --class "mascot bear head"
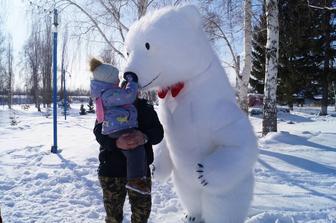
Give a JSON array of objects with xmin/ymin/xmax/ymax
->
[{"xmin": 124, "ymin": 5, "xmax": 214, "ymax": 90}]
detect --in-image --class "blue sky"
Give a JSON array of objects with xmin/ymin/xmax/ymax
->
[
  {"xmin": 3, "ymin": 0, "xmax": 241, "ymax": 91},
  {"xmin": 3, "ymin": 0, "xmax": 97, "ymax": 90},
  {"xmin": 2, "ymin": 0, "xmax": 28, "ymax": 90},
  {"xmin": 3, "ymin": 0, "xmax": 27, "ymax": 57}
]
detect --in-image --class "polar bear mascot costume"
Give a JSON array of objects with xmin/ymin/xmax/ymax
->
[{"xmin": 123, "ymin": 5, "xmax": 258, "ymax": 223}]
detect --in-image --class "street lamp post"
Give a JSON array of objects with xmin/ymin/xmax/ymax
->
[{"xmin": 51, "ymin": 8, "xmax": 58, "ymax": 154}]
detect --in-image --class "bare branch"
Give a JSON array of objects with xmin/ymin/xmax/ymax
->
[
  {"xmin": 221, "ymin": 60, "xmax": 236, "ymax": 69},
  {"xmin": 174, "ymin": 0, "xmax": 184, "ymax": 6},
  {"xmin": 100, "ymin": 0, "xmax": 129, "ymax": 32},
  {"xmin": 148, "ymin": 0, "xmax": 155, "ymax": 7},
  {"xmin": 64, "ymin": 0, "xmax": 125, "ymax": 59},
  {"xmin": 205, "ymin": 17, "xmax": 238, "ymax": 70},
  {"xmin": 307, "ymin": 0, "xmax": 336, "ymax": 11}
]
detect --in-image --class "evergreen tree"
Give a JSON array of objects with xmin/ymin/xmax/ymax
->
[
  {"xmin": 277, "ymin": 0, "xmax": 312, "ymax": 109},
  {"xmin": 250, "ymin": 4, "xmax": 267, "ymax": 94},
  {"xmin": 307, "ymin": 0, "xmax": 336, "ymax": 115},
  {"xmin": 251, "ymin": 0, "xmax": 336, "ymax": 111}
]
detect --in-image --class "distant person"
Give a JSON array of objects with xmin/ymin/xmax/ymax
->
[{"xmin": 90, "ymin": 58, "xmax": 150, "ymax": 195}]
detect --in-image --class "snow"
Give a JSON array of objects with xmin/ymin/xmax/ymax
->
[
  {"xmin": 248, "ymin": 107, "xmax": 336, "ymax": 223},
  {"xmin": 1, "ymin": 104, "xmax": 336, "ymax": 222}
]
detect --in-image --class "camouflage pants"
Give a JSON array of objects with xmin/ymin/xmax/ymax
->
[{"xmin": 99, "ymin": 176, "xmax": 152, "ymax": 223}]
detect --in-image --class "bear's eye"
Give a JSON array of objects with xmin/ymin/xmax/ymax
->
[
  {"xmin": 127, "ymin": 52, "xmax": 129, "ymax": 57},
  {"xmin": 145, "ymin": 42, "xmax": 150, "ymax": 50}
]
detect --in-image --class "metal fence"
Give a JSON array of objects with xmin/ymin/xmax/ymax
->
[
  {"xmin": 0, "ymin": 95, "xmax": 34, "ymax": 106},
  {"xmin": 0, "ymin": 95, "xmax": 91, "ymax": 106}
]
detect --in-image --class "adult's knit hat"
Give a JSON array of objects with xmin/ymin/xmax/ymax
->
[{"xmin": 90, "ymin": 58, "xmax": 119, "ymax": 84}]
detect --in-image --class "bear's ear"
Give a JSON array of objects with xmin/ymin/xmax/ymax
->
[{"xmin": 177, "ymin": 5, "xmax": 202, "ymax": 29}]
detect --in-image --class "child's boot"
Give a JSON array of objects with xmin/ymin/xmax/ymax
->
[{"xmin": 126, "ymin": 177, "xmax": 151, "ymax": 195}]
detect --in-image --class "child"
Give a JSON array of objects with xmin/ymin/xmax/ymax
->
[{"xmin": 89, "ymin": 58, "xmax": 150, "ymax": 195}]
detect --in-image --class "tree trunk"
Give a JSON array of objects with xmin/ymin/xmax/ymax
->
[
  {"xmin": 320, "ymin": 64, "xmax": 329, "ymax": 115},
  {"xmin": 33, "ymin": 67, "xmax": 41, "ymax": 112},
  {"xmin": 60, "ymin": 26, "xmax": 68, "ymax": 102},
  {"xmin": 320, "ymin": 4, "xmax": 331, "ymax": 116},
  {"xmin": 235, "ymin": 55, "xmax": 240, "ymax": 92},
  {"xmin": 7, "ymin": 41, "xmax": 13, "ymax": 109},
  {"xmin": 287, "ymin": 85, "xmax": 294, "ymax": 111},
  {"xmin": 60, "ymin": 70, "xmax": 64, "ymax": 100},
  {"xmin": 333, "ymin": 81, "xmax": 336, "ymax": 111},
  {"xmin": 262, "ymin": 0, "xmax": 279, "ymax": 136},
  {"xmin": 238, "ymin": 0, "xmax": 252, "ymax": 113}
]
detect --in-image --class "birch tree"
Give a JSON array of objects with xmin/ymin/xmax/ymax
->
[
  {"xmin": 40, "ymin": 16, "xmax": 52, "ymax": 107},
  {"xmin": 24, "ymin": 23, "xmax": 42, "ymax": 112},
  {"xmin": 262, "ymin": 0, "xmax": 279, "ymax": 136},
  {"xmin": 0, "ymin": 17, "xmax": 6, "ymax": 94},
  {"xmin": 237, "ymin": 0, "xmax": 252, "ymax": 113},
  {"xmin": 201, "ymin": 0, "xmax": 254, "ymax": 113}
]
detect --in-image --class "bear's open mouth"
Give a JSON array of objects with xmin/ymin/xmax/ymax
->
[{"xmin": 142, "ymin": 74, "xmax": 161, "ymax": 89}]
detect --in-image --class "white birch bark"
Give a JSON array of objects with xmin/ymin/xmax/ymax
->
[
  {"xmin": 237, "ymin": 0, "xmax": 252, "ymax": 113},
  {"xmin": 262, "ymin": 0, "xmax": 279, "ymax": 136}
]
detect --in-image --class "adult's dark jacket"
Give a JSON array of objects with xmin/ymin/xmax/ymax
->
[{"xmin": 93, "ymin": 98, "xmax": 164, "ymax": 177}]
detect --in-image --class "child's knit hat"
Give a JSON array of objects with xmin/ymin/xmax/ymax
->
[{"xmin": 90, "ymin": 58, "xmax": 119, "ymax": 84}]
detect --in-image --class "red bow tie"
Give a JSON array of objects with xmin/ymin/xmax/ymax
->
[{"xmin": 157, "ymin": 82, "xmax": 185, "ymax": 99}]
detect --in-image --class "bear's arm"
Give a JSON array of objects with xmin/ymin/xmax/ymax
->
[
  {"xmin": 102, "ymin": 81, "xmax": 138, "ymax": 107},
  {"xmin": 199, "ymin": 102, "xmax": 258, "ymax": 193}
]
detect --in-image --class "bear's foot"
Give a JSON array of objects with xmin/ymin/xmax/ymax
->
[
  {"xmin": 183, "ymin": 214, "xmax": 204, "ymax": 223},
  {"xmin": 196, "ymin": 163, "xmax": 208, "ymax": 187}
]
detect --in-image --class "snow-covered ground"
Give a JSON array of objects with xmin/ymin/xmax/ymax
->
[{"xmin": 0, "ymin": 104, "xmax": 335, "ymax": 223}]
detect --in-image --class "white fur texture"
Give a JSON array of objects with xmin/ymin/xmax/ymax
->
[{"xmin": 124, "ymin": 5, "xmax": 258, "ymax": 223}]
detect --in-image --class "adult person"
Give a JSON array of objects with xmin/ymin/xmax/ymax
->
[{"xmin": 93, "ymin": 96, "xmax": 164, "ymax": 223}]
